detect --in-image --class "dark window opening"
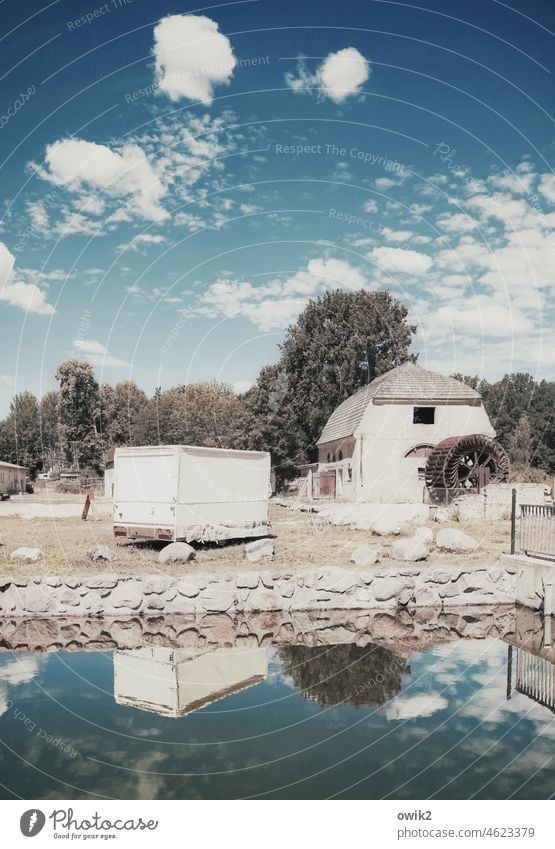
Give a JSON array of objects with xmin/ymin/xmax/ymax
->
[
  {"xmin": 413, "ymin": 406, "xmax": 435, "ymax": 425},
  {"xmin": 338, "ymin": 450, "xmax": 343, "ymax": 461}
]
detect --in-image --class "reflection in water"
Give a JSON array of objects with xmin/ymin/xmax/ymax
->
[
  {"xmin": 279, "ymin": 644, "xmax": 410, "ymax": 708},
  {"xmin": 0, "ymin": 606, "xmax": 554, "ymax": 800},
  {"xmin": 512, "ymin": 648, "xmax": 555, "ymax": 714},
  {"xmin": 114, "ymin": 646, "xmax": 268, "ymax": 717}
]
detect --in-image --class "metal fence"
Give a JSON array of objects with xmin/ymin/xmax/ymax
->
[{"xmin": 517, "ymin": 502, "xmax": 555, "ymax": 561}]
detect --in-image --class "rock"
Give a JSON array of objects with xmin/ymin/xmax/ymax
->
[
  {"xmin": 10, "ymin": 547, "xmax": 42, "ymax": 562},
  {"xmin": 350, "ymin": 544, "xmax": 381, "ymax": 567},
  {"xmin": 85, "ymin": 574, "xmax": 118, "ymax": 589},
  {"xmin": 144, "ymin": 576, "xmax": 172, "ymax": 594},
  {"xmin": 109, "ymin": 582, "xmax": 143, "ymax": 610},
  {"xmin": 199, "ymin": 588, "xmax": 234, "ymax": 612},
  {"xmin": 236, "ymin": 572, "xmax": 260, "ymax": 589},
  {"xmin": 414, "ymin": 526, "xmax": 434, "ymax": 544},
  {"xmin": 369, "ymin": 516, "xmax": 404, "ymax": 536},
  {"xmin": 175, "ymin": 578, "xmax": 200, "ymax": 598},
  {"xmin": 158, "ymin": 542, "xmax": 196, "ymax": 564},
  {"xmin": 245, "ymin": 538, "xmax": 275, "ymax": 562},
  {"xmin": 390, "ymin": 536, "xmax": 430, "ymax": 562},
  {"xmin": 85, "ymin": 544, "xmax": 113, "ymax": 563},
  {"xmin": 436, "ymin": 528, "xmax": 479, "ymax": 552},
  {"xmin": 372, "ymin": 576, "xmax": 413, "ymax": 602}
]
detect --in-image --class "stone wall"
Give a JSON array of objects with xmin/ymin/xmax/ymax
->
[
  {"xmin": 0, "ymin": 604, "xmax": 518, "ymax": 656},
  {"xmin": 0, "ymin": 563, "xmax": 517, "ymax": 618},
  {"xmin": 454, "ymin": 483, "xmax": 553, "ymax": 522}
]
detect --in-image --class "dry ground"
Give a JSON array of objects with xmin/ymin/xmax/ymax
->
[{"xmin": 0, "ymin": 501, "xmax": 511, "ymax": 577}]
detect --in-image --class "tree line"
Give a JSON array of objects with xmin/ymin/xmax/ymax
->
[{"xmin": 0, "ymin": 289, "xmax": 553, "ymax": 484}]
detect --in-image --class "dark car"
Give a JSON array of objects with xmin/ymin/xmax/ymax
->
[{"xmin": 0, "ymin": 491, "xmax": 10, "ymax": 501}]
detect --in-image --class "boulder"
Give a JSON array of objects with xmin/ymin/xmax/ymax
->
[
  {"xmin": 391, "ymin": 536, "xmax": 430, "ymax": 562},
  {"xmin": 10, "ymin": 547, "xmax": 42, "ymax": 562},
  {"xmin": 414, "ymin": 526, "xmax": 434, "ymax": 544},
  {"xmin": 350, "ymin": 544, "xmax": 381, "ymax": 567},
  {"xmin": 245, "ymin": 538, "xmax": 275, "ymax": 562},
  {"xmin": 436, "ymin": 528, "xmax": 479, "ymax": 552},
  {"xmin": 85, "ymin": 545, "xmax": 113, "ymax": 563},
  {"xmin": 369, "ymin": 516, "xmax": 404, "ymax": 536},
  {"xmin": 158, "ymin": 542, "xmax": 196, "ymax": 564}
]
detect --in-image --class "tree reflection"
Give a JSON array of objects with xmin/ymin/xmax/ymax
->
[{"xmin": 279, "ymin": 643, "xmax": 410, "ymax": 708}]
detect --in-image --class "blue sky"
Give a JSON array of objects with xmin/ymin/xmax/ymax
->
[{"xmin": 0, "ymin": 0, "xmax": 553, "ymax": 415}]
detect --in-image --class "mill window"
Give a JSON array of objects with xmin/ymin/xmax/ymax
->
[{"xmin": 413, "ymin": 406, "xmax": 435, "ymax": 425}]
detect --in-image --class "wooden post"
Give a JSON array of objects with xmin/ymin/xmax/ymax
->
[
  {"xmin": 506, "ymin": 644, "xmax": 513, "ymax": 701},
  {"xmin": 81, "ymin": 492, "xmax": 94, "ymax": 521},
  {"xmin": 510, "ymin": 488, "xmax": 517, "ymax": 555}
]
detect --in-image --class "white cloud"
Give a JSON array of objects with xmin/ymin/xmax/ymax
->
[
  {"xmin": 73, "ymin": 339, "xmax": 129, "ymax": 368},
  {"xmin": 0, "ymin": 242, "xmax": 55, "ymax": 316},
  {"xmin": 0, "ymin": 656, "xmax": 40, "ymax": 685},
  {"xmin": 190, "ymin": 257, "xmax": 372, "ymax": 331},
  {"xmin": 363, "ymin": 199, "xmax": 378, "ymax": 213},
  {"xmin": 35, "ymin": 137, "xmax": 168, "ymax": 222},
  {"xmin": 26, "ymin": 200, "xmax": 49, "ymax": 235},
  {"xmin": 286, "ymin": 47, "xmax": 370, "ymax": 103},
  {"xmin": 381, "ymin": 226, "xmax": 413, "ymax": 243},
  {"xmin": 437, "ymin": 213, "xmax": 477, "ymax": 234},
  {"xmin": 153, "ymin": 14, "xmax": 236, "ymax": 104},
  {"xmin": 386, "ymin": 693, "xmax": 448, "ymax": 720},
  {"xmin": 371, "ymin": 246, "xmax": 433, "ymax": 276},
  {"xmin": 118, "ymin": 233, "xmax": 166, "ymax": 252},
  {"xmin": 538, "ymin": 173, "xmax": 555, "ymax": 204}
]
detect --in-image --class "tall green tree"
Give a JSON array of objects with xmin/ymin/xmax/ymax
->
[
  {"xmin": 279, "ymin": 289, "xmax": 416, "ymax": 462},
  {"xmin": 508, "ymin": 414, "xmax": 533, "ymax": 467},
  {"xmin": 99, "ymin": 381, "xmax": 149, "ymax": 449},
  {"xmin": 0, "ymin": 392, "xmax": 43, "ymax": 477},
  {"xmin": 55, "ymin": 359, "xmax": 102, "ymax": 471},
  {"xmin": 242, "ymin": 364, "xmax": 299, "ymax": 486},
  {"xmin": 39, "ymin": 390, "xmax": 60, "ymax": 468},
  {"xmin": 141, "ymin": 382, "xmax": 246, "ymax": 448}
]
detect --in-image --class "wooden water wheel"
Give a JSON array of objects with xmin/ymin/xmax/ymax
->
[{"xmin": 425, "ymin": 434, "xmax": 510, "ymax": 499}]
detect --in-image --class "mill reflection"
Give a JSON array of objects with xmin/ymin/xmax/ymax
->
[
  {"xmin": 278, "ymin": 643, "xmax": 410, "ymax": 707},
  {"xmin": 114, "ymin": 646, "xmax": 268, "ymax": 717}
]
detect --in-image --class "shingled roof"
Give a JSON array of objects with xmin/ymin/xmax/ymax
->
[{"xmin": 317, "ymin": 362, "xmax": 481, "ymax": 445}]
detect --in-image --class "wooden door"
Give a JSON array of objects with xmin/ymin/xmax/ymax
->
[{"xmin": 319, "ymin": 470, "xmax": 336, "ymax": 498}]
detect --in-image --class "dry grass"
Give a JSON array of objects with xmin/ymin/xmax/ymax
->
[{"xmin": 0, "ymin": 502, "xmax": 511, "ymax": 577}]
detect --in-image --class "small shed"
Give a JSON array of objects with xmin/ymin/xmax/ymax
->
[
  {"xmin": 0, "ymin": 460, "xmax": 28, "ymax": 494},
  {"xmin": 316, "ymin": 362, "xmax": 497, "ymax": 503}
]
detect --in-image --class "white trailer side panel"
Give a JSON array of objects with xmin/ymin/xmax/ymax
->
[
  {"xmin": 175, "ymin": 449, "xmax": 270, "ymax": 540},
  {"xmin": 114, "ymin": 445, "xmax": 270, "ymax": 542},
  {"xmin": 114, "ymin": 449, "xmax": 177, "ymax": 528}
]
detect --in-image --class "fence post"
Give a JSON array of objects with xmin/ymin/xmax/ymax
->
[{"xmin": 510, "ymin": 488, "xmax": 517, "ymax": 555}]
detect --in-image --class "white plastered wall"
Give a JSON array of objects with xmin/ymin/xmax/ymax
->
[{"xmin": 354, "ymin": 401, "xmax": 496, "ymax": 503}]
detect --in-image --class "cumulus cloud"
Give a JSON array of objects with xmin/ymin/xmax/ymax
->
[
  {"xmin": 286, "ymin": 47, "xmax": 370, "ymax": 103},
  {"xmin": 73, "ymin": 339, "xmax": 129, "ymax": 368},
  {"xmin": 371, "ymin": 246, "xmax": 433, "ymax": 276},
  {"xmin": 189, "ymin": 256, "xmax": 373, "ymax": 331},
  {"xmin": 117, "ymin": 233, "xmax": 166, "ymax": 253},
  {"xmin": 35, "ymin": 138, "xmax": 168, "ymax": 222},
  {"xmin": 153, "ymin": 14, "xmax": 236, "ymax": 104},
  {"xmin": 386, "ymin": 693, "xmax": 448, "ymax": 720},
  {"xmin": 0, "ymin": 242, "xmax": 55, "ymax": 316}
]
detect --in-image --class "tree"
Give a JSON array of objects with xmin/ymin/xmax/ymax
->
[
  {"xmin": 39, "ymin": 390, "xmax": 60, "ymax": 468},
  {"xmin": 141, "ymin": 382, "xmax": 246, "ymax": 448},
  {"xmin": 278, "ymin": 643, "xmax": 409, "ymax": 708},
  {"xmin": 99, "ymin": 381, "xmax": 149, "ymax": 449},
  {"xmin": 241, "ymin": 364, "xmax": 299, "ymax": 486},
  {"xmin": 508, "ymin": 414, "xmax": 533, "ymax": 467},
  {"xmin": 278, "ymin": 289, "xmax": 416, "ymax": 462},
  {"xmin": 55, "ymin": 360, "xmax": 102, "ymax": 471},
  {"xmin": 0, "ymin": 392, "xmax": 42, "ymax": 477}
]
